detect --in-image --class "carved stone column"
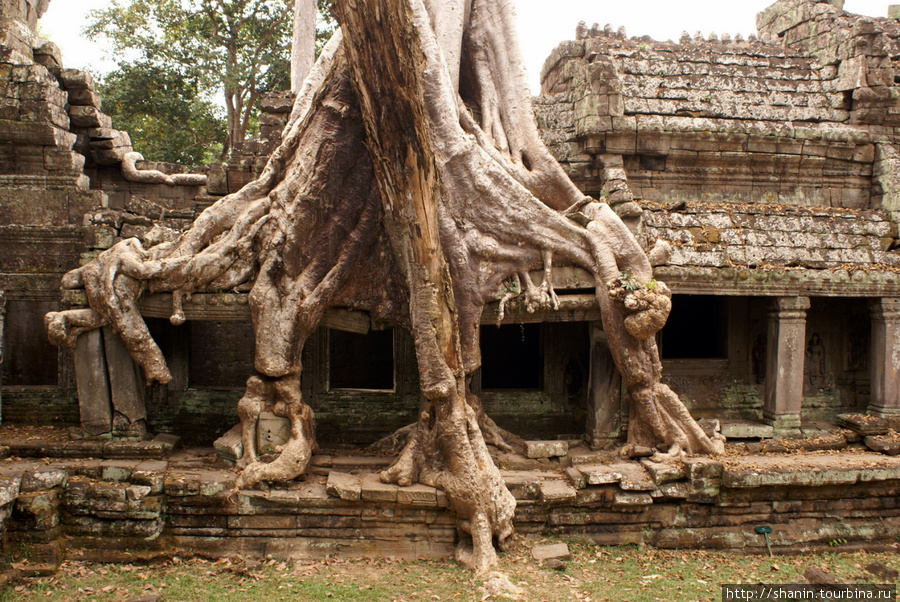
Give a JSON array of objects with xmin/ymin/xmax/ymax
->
[
  {"xmin": 869, "ymin": 298, "xmax": 900, "ymax": 418},
  {"xmin": 764, "ymin": 296, "xmax": 810, "ymax": 436},
  {"xmin": 586, "ymin": 324, "xmax": 623, "ymax": 448}
]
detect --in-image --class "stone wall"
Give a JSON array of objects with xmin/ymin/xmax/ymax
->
[
  {"xmin": 3, "ymin": 449, "xmax": 900, "ymax": 564},
  {"xmin": 537, "ymin": 25, "xmax": 875, "ymax": 209}
]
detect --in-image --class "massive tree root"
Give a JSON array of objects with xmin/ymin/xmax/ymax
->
[{"xmin": 46, "ymin": 0, "xmax": 722, "ymax": 572}]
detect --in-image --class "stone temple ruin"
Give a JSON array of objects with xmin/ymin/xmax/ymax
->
[{"xmin": 0, "ymin": 0, "xmax": 900, "ymax": 567}]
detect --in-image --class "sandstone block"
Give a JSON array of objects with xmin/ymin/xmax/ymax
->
[
  {"xmin": 66, "ymin": 88, "xmax": 101, "ymax": 108},
  {"xmin": 612, "ymin": 491, "xmax": 653, "ymax": 511},
  {"xmin": 69, "ymin": 105, "xmax": 110, "ymax": 129},
  {"xmin": 213, "ymin": 424, "xmax": 243, "ymax": 463},
  {"xmin": 865, "ymin": 435, "xmax": 900, "ymax": 456},
  {"xmin": 502, "ymin": 472, "xmax": 541, "ymax": 500},
  {"xmin": 257, "ymin": 411, "xmax": 290, "ymax": 455},
  {"xmin": 532, "ymin": 543, "xmax": 571, "ymax": 562},
  {"xmin": 260, "ymin": 95, "xmax": 294, "ymax": 113},
  {"xmin": 92, "ymin": 146, "xmax": 131, "ymax": 165},
  {"xmin": 578, "ymin": 462, "xmax": 656, "ymax": 490},
  {"xmin": 641, "ymin": 459, "xmax": 686, "ymax": 484},
  {"xmin": 837, "ymin": 413, "xmax": 890, "ymax": 436},
  {"xmin": 59, "ymin": 69, "xmax": 94, "ymax": 90},
  {"xmin": 565, "ymin": 466, "xmax": 586, "ymax": 489},
  {"xmin": 540, "ymin": 480, "xmax": 578, "ymax": 504},
  {"xmin": 20, "ymin": 468, "xmax": 67, "ymax": 493},
  {"xmin": 396, "ymin": 483, "xmax": 438, "ymax": 506},
  {"xmin": 360, "ymin": 473, "xmax": 397, "ymax": 503},
  {"xmin": 326, "ymin": 471, "xmax": 361, "ymax": 501},
  {"xmin": 525, "ymin": 440, "xmax": 569, "ymax": 459}
]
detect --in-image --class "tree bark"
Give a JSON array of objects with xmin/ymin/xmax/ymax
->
[{"xmin": 291, "ymin": 0, "xmax": 317, "ymax": 92}]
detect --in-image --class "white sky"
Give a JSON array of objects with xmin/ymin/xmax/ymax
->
[{"xmin": 40, "ymin": 0, "xmax": 895, "ymax": 93}]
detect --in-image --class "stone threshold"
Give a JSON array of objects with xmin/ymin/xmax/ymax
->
[{"xmin": 1, "ymin": 432, "xmax": 180, "ymax": 460}]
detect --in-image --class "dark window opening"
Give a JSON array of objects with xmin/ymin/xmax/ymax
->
[
  {"xmin": 3, "ymin": 300, "xmax": 58, "ymax": 386},
  {"xmin": 480, "ymin": 323, "xmax": 543, "ymax": 390},
  {"xmin": 660, "ymin": 295, "xmax": 728, "ymax": 359},
  {"xmin": 189, "ymin": 321, "xmax": 255, "ymax": 388},
  {"xmin": 329, "ymin": 328, "xmax": 394, "ymax": 390}
]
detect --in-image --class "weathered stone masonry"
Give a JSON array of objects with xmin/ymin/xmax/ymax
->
[
  {"xmin": 535, "ymin": 0, "xmax": 900, "ymax": 437},
  {"xmin": 2, "ymin": 446, "xmax": 900, "ymax": 564},
  {"xmin": 7, "ymin": 0, "xmax": 900, "ymax": 449}
]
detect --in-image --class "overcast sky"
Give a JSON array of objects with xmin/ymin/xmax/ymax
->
[{"xmin": 40, "ymin": 0, "xmax": 894, "ymax": 93}]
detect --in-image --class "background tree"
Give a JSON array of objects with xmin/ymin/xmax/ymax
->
[
  {"xmin": 86, "ymin": 0, "xmax": 334, "ymax": 161},
  {"xmin": 97, "ymin": 62, "xmax": 226, "ymax": 165}
]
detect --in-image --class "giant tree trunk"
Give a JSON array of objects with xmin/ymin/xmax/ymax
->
[
  {"xmin": 290, "ymin": 0, "xmax": 317, "ymax": 92},
  {"xmin": 45, "ymin": 0, "xmax": 723, "ymax": 572}
]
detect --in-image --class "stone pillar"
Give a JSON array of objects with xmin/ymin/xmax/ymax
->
[
  {"xmin": 869, "ymin": 298, "xmax": 900, "ymax": 418},
  {"xmin": 586, "ymin": 324, "xmax": 622, "ymax": 448},
  {"xmin": 763, "ymin": 296, "xmax": 810, "ymax": 436},
  {"xmin": 102, "ymin": 326, "xmax": 147, "ymax": 436},
  {"xmin": 74, "ymin": 329, "xmax": 112, "ymax": 435}
]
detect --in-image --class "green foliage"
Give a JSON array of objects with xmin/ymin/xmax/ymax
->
[
  {"xmin": 498, "ymin": 277, "xmax": 521, "ymax": 297},
  {"xmin": 617, "ymin": 270, "xmax": 658, "ymax": 294},
  {"xmin": 97, "ymin": 62, "xmax": 225, "ymax": 165},
  {"xmin": 85, "ymin": 0, "xmax": 336, "ymax": 161},
  {"xmin": 616, "ymin": 269, "xmax": 641, "ymax": 293}
]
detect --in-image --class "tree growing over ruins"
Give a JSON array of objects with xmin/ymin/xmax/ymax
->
[{"xmin": 49, "ymin": 0, "xmax": 723, "ymax": 572}]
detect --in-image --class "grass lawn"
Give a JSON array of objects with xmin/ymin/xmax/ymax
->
[{"xmin": 1, "ymin": 539, "xmax": 897, "ymax": 601}]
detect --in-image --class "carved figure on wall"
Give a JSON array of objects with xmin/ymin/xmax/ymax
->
[
  {"xmin": 805, "ymin": 332, "xmax": 826, "ymax": 392},
  {"xmin": 45, "ymin": 0, "xmax": 722, "ymax": 571}
]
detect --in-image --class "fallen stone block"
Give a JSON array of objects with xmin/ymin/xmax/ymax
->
[
  {"xmin": 865, "ymin": 560, "xmax": 899, "ymax": 581},
  {"xmin": 803, "ymin": 567, "xmax": 844, "ymax": 586},
  {"xmin": 525, "ymin": 440, "xmax": 569, "ymax": 459},
  {"xmin": 864, "ymin": 434, "xmax": 900, "ymax": 456},
  {"xmin": 213, "ymin": 424, "xmax": 243, "ymax": 464},
  {"xmin": 564, "ymin": 466, "xmax": 586, "ymax": 489},
  {"xmin": 837, "ymin": 413, "xmax": 889, "ymax": 436},
  {"xmin": 325, "ymin": 471, "xmax": 361, "ymax": 501},
  {"xmin": 542, "ymin": 558, "xmax": 566, "ymax": 571},
  {"xmin": 532, "ymin": 542, "xmax": 571, "ymax": 562}
]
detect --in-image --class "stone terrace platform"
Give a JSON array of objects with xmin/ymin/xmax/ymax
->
[{"xmin": 0, "ymin": 427, "xmax": 899, "ymax": 570}]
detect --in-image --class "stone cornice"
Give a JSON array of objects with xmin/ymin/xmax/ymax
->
[{"xmin": 654, "ymin": 265, "xmax": 900, "ymax": 297}]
